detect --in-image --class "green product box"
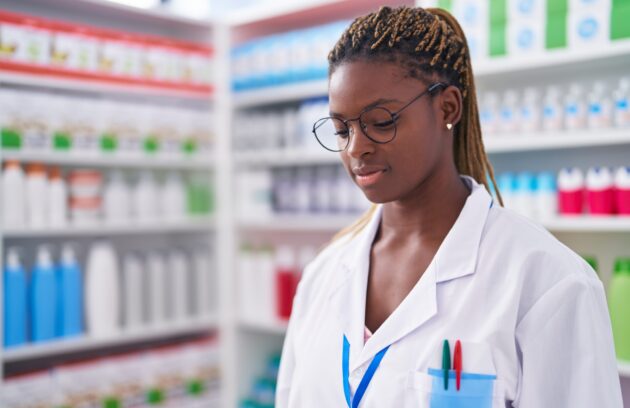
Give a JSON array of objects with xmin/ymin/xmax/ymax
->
[
  {"xmin": 613, "ymin": 0, "xmax": 630, "ymax": 7},
  {"xmin": 100, "ymin": 133, "xmax": 118, "ymax": 152},
  {"xmin": 437, "ymin": 0, "xmax": 453, "ymax": 11},
  {"xmin": 547, "ymin": 0, "xmax": 568, "ymax": 15},
  {"xmin": 546, "ymin": 12, "xmax": 568, "ymax": 50},
  {"xmin": 143, "ymin": 135, "xmax": 159, "ymax": 153},
  {"xmin": 1, "ymin": 128, "xmax": 22, "ymax": 149},
  {"xmin": 490, "ymin": 0, "xmax": 507, "ymax": 23},
  {"xmin": 489, "ymin": 22, "xmax": 507, "ymax": 57},
  {"xmin": 611, "ymin": 4, "xmax": 630, "ymax": 40},
  {"xmin": 53, "ymin": 132, "xmax": 72, "ymax": 150}
]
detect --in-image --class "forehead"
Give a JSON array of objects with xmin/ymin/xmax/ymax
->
[{"xmin": 328, "ymin": 60, "xmax": 420, "ymax": 116}]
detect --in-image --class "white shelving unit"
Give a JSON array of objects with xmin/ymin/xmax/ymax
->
[
  {"xmin": 0, "ymin": 1, "xmax": 223, "ymax": 404},
  {"xmin": 2, "ymin": 151, "xmax": 215, "ymax": 170},
  {"xmin": 3, "ymin": 315, "xmax": 219, "ymax": 363}
]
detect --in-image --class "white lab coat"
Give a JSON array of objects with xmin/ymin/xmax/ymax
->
[{"xmin": 276, "ymin": 176, "xmax": 623, "ymax": 407}]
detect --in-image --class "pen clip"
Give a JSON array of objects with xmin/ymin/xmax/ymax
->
[{"xmin": 454, "ymin": 340, "xmax": 462, "ymax": 391}]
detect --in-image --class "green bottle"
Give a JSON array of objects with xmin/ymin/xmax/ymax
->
[{"xmin": 608, "ymin": 258, "xmax": 630, "ymax": 361}]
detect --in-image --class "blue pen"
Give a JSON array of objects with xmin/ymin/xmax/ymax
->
[{"xmin": 441, "ymin": 339, "xmax": 451, "ymax": 390}]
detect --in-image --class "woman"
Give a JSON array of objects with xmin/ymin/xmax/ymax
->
[{"xmin": 276, "ymin": 6, "xmax": 622, "ymax": 407}]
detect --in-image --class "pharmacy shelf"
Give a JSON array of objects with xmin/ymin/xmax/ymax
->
[
  {"xmin": 1, "ymin": 150, "xmax": 215, "ymax": 170},
  {"xmin": 2, "ymin": 316, "xmax": 219, "ymax": 364},
  {"xmin": 484, "ymin": 129, "xmax": 630, "ymax": 153},
  {"xmin": 474, "ymin": 40, "xmax": 630, "ymax": 81},
  {"xmin": 234, "ymin": 129, "xmax": 630, "ymax": 167},
  {"xmin": 542, "ymin": 216, "xmax": 630, "ymax": 233},
  {"xmin": 14, "ymin": 0, "xmax": 213, "ymax": 31},
  {"xmin": 233, "ymin": 79, "xmax": 328, "ymax": 108},
  {"xmin": 0, "ymin": 70, "xmax": 213, "ymax": 101},
  {"xmin": 239, "ymin": 215, "xmax": 630, "ymax": 233},
  {"xmin": 239, "ymin": 317, "xmax": 288, "ymax": 336},
  {"xmin": 3, "ymin": 217, "xmax": 215, "ymax": 238},
  {"xmin": 234, "ymin": 148, "xmax": 337, "ymax": 167},
  {"xmin": 238, "ymin": 215, "xmax": 358, "ymax": 232}
]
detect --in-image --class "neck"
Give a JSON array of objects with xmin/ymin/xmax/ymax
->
[{"xmin": 379, "ymin": 166, "xmax": 470, "ymax": 244}]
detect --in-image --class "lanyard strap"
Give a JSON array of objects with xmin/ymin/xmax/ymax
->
[{"xmin": 342, "ymin": 335, "xmax": 390, "ymax": 408}]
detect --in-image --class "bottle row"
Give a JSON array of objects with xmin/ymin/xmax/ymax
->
[
  {"xmin": 3, "ymin": 242, "xmax": 216, "ymax": 349},
  {"xmin": 240, "ymin": 352, "xmax": 280, "ymax": 408},
  {"xmin": 237, "ymin": 166, "xmax": 370, "ymax": 222},
  {"xmin": 1, "ymin": 339, "xmax": 221, "ymax": 408},
  {"xmin": 239, "ymin": 244, "xmax": 315, "ymax": 324},
  {"xmin": 1, "ymin": 162, "xmax": 214, "ymax": 229},
  {"xmin": 480, "ymin": 78, "xmax": 630, "ymax": 135},
  {"xmin": 232, "ymin": 21, "xmax": 348, "ymax": 92},
  {"xmin": 496, "ymin": 166, "xmax": 630, "ymax": 219},
  {"xmin": 234, "ymin": 98, "xmax": 327, "ymax": 153},
  {"xmin": 0, "ymin": 90, "xmax": 214, "ymax": 156},
  {"xmin": 0, "ymin": 10, "xmax": 213, "ymax": 87}
]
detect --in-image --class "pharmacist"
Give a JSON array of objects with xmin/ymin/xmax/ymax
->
[{"xmin": 276, "ymin": 6, "xmax": 622, "ymax": 408}]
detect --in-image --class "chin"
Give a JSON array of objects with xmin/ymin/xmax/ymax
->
[{"xmin": 359, "ymin": 187, "xmax": 397, "ymax": 204}]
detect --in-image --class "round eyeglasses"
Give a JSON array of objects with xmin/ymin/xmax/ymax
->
[{"xmin": 312, "ymin": 82, "xmax": 447, "ymax": 152}]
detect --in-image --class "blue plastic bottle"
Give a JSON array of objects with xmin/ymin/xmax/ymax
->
[
  {"xmin": 30, "ymin": 246, "xmax": 57, "ymax": 343},
  {"xmin": 3, "ymin": 248, "xmax": 27, "ymax": 348},
  {"xmin": 56, "ymin": 245, "xmax": 83, "ymax": 338}
]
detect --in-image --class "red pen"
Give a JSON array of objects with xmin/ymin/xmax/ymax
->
[{"xmin": 454, "ymin": 340, "xmax": 462, "ymax": 391}]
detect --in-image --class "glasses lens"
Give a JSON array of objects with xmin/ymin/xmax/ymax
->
[
  {"xmin": 313, "ymin": 117, "xmax": 349, "ymax": 152},
  {"xmin": 360, "ymin": 107, "xmax": 396, "ymax": 143}
]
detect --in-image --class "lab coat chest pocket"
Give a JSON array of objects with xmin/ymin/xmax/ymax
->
[{"xmin": 404, "ymin": 341, "xmax": 506, "ymax": 408}]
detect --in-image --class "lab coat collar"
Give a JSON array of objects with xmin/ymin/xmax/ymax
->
[{"xmin": 329, "ymin": 176, "xmax": 493, "ymax": 372}]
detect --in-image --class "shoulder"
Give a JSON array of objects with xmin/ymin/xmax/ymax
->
[{"xmin": 483, "ymin": 205, "xmax": 603, "ymax": 318}]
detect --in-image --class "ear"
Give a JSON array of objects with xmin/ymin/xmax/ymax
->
[{"xmin": 438, "ymin": 85, "xmax": 463, "ymax": 129}]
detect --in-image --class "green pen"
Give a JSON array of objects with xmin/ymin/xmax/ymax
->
[{"xmin": 442, "ymin": 339, "xmax": 451, "ymax": 390}]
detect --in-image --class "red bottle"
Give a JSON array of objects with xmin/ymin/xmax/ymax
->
[
  {"xmin": 558, "ymin": 167, "xmax": 584, "ymax": 215},
  {"xmin": 275, "ymin": 246, "xmax": 298, "ymax": 320},
  {"xmin": 586, "ymin": 167, "xmax": 615, "ymax": 215}
]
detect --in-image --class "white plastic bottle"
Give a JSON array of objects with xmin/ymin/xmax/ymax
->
[
  {"xmin": 564, "ymin": 83, "xmax": 587, "ymax": 131},
  {"xmin": 132, "ymin": 171, "xmax": 158, "ymax": 222},
  {"xmin": 122, "ymin": 253, "xmax": 144, "ymax": 330},
  {"xmin": 520, "ymin": 87, "xmax": 541, "ymax": 133},
  {"xmin": 613, "ymin": 76, "xmax": 630, "ymax": 128},
  {"xmin": 2, "ymin": 161, "xmax": 26, "ymax": 228},
  {"xmin": 587, "ymin": 81, "xmax": 613, "ymax": 129},
  {"xmin": 161, "ymin": 172, "xmax": 186, "ymax": 221},
  {"xmin": 146, "ymin": 252, "xmax": 167, "ymax": 326},
  {"xmin": 542, "ymin": 86, "xmax": 564, "ymax": 132},
  {"xmin": 193, "ymin": 248, "xmax": 213, "ymax": 317},
  {"xmin": 85, "ymin": 241, "xmax": 120, "ymax": 338},
  {"xmin": 103, "ymin": 170, "xmax": 130, "ymax": 224},
  {"xmin": 48, "ymin": 167, "xmax": 67, "ymax": 227},
  {"xmin": 500, "ymin": 89, "xmax": 520, "ymax": 134},
  {"xmin": 479, "ymin": 92, "xmax": 500, "ymax": 135},
  {"xmin": 26, "ymin": 163, "xmax": 48, "ymax": 228},
  {"xmin": 168, "ymin": 250, "xmax": 190, "ymax": 322}
]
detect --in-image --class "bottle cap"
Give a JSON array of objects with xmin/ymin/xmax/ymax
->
[
  {"xmin": 49, "ymin": 167, "xmax": 62, "ymax": 180},
  {"xmin": 4, "ymin": 160, "xmax": 21, "ymax": 170},
  {"xmin": 27, "ymin": 163, "xmax": 46, "ymax": 175}
]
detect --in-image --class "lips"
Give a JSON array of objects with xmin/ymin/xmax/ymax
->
[{"xmin": 352, "ymin": 165, "xmax": 387, "ymax": 188}]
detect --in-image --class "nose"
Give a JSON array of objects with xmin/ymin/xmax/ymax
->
[{"xmin": 345, "ymin": 121, "xmax": 375, "ymax": 159}]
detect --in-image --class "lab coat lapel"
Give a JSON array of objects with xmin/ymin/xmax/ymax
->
[
  {"xmin": 329, "ymin": 206, "xmax": 383, "ymax": 368},
  {"xmin": 356, "ymin": 177, "xmax": 493, "ymax": 370}
]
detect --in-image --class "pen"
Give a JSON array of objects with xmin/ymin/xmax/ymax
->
[
  {"xmin": 441, "ymin": 339, "xmax": 451, "ymax": 390},
  {"xmin": 454, "ymin": 340, "xmax": 462, "ymax": 391}
]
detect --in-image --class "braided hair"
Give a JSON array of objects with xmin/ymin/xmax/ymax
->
[{"xmin": 329, "ymin": 6, "xmax": 502, "ymax": 241}]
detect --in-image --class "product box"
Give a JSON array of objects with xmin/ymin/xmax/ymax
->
[
  {"xmin": 508, "ymin": 0, "xmax": 547, "ymax": 21},
  {"xmin": 0, "ymin": 21, "xmax": 50, "ymax": 65},
  {"xmin": 490, "ymin": 21, "xmax": 508, "ymax": 56},
  {"xmin": 51, "ymin": 31, "xmax": 99, "ymax": 72},
  {"xmin": 568, "ymin": 8, "xmax": 611, "ymax": 49},
  {"xmin": 569, "ymin": 0, "xmax": 612, "ymax": 11},
  {"xmin": 508, "ymin": 17, "xmax": 546, "ymax": 54},
  {"xmin": 546, "ymin": 12, "xmax": 568, "ymax": 48},
  {"xmin": 611, "ymin": 3, "xmax": 630, "ymax": 40}
]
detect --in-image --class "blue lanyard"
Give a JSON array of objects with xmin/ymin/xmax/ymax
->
[{"xmin": 342, "ymin": 335, "xmax": 390, "ymax": 408}]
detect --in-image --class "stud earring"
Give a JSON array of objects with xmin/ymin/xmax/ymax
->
[{"xmin": 446, "ymin": 123, "xmax": 453, "ymax": 130}]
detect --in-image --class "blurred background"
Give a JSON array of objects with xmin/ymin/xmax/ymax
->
[{"xmin": 0, "ymin": 0, "xmax": 629, "ymax": 406}]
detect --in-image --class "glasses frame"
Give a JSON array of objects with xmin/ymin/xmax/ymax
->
[{"xmin": 312, "ymin": 82, "xmax": 448, "ymax": 152}]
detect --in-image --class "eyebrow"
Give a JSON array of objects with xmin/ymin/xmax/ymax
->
[{"xmin": 329, "ymin": 97, "xmax": 401, "ymax": 117}]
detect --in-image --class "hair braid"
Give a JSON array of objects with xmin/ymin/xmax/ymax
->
[{"xmin": 328, "ymin": 6, "xmax": 503, "ymax": 241}]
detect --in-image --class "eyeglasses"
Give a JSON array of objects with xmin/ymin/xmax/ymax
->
[{"xmin": 312, "ymin": 82, "xmax": 447, "ymax": 153}]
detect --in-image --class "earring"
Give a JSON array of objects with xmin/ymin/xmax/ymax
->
[{"xmin": 446, "ymin": 123, "xmax": 453, "ymax": 130}]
